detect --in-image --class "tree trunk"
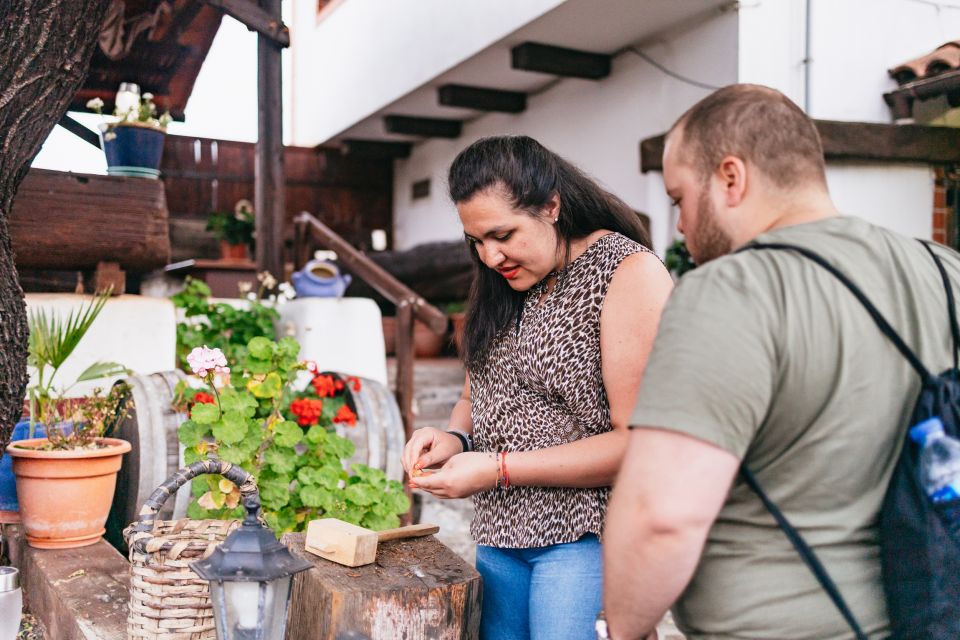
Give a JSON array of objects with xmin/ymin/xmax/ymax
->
[{"xmin": 0, "ymin": 0, "xmax": 112, "ymax": 455}]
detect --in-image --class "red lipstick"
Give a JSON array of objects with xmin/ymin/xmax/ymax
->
[{"xmin": 498, "ymin": 266, "xmax": 519, "ymax": 280}]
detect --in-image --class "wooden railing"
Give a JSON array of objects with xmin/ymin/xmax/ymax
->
[{"xmin": 292, "ymin": 212, "xmax": 448, "ymax": 449}]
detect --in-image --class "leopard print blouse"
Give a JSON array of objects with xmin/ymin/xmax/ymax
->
[{"xmin": 469, "ymin": 232, "xmax": 649, "ymax": 548}]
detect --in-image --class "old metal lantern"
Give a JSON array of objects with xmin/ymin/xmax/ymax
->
[{"xmin": 191, "ymin": 494, "xmax": 312, "ymax": 640}]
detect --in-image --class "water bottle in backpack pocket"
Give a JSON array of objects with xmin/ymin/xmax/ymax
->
[{"xmin": 911, "ymin": 417, "xmax": 960, "ymax": 532}]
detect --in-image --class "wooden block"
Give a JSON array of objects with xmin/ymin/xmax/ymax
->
[
  {"xmin": 304, "ymin": 518, "xmax": 440, "ymax": 567},
  {"xmin": 94, "ymin": 262, "xmax": 125, "ymax": 295},
  {"xmin": 5, "ymin": 523, "xmax": 130, "ymax": 640},
  {"xmin": 283, "ymin": 532, "xmax": 482, "ymax": 640},
  {"xmin": 305, "ymin": 518, "xmax": 378, "ymax": 567}
]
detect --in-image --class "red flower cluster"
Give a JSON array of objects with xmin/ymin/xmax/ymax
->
[
  {"xmin": 347, "ymin": 376, "xmax": 362, "ymax": 392},
  {"xmin": 193, "ymin": 392, "xmax": 216, "ymax": 405},
  {"xmin": 333, "ymin": 404, "xmax": 357, "ymax": 426},
  {"xmin": 311, "ymin": 374, "xmax": 345, "ymax": 398},
  {"xmin": 290, "ymin": 397, "xmax": 324, "ymax": 426}
]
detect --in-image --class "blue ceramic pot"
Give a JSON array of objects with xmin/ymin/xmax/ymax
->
[
  {"xmin": 292, "ymin": 260, "xmax": 352, "ymax": 298},
  {"xmin": 0, "ymin": 419, "xmax": 46, "ymax": 512},
  {"xmin": 101, "ymin": 124, "xmax": 165, "ymax": 179}
]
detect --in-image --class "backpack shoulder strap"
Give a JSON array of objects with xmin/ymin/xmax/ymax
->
[
  {"xmin": 740, "ymin": 467, "xmax": 869, "ymax": 640},
  {"xmin": 919, "ymin": 240, "xmax": 960, "ymax": 371},
  {"xmin": 741, "ymin": 242, "xmax": 935, "ymax": 384}
]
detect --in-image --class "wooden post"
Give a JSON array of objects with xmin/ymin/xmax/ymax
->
[
  {"xmin": 255, "ymin": 0, "xmax": 285, "ymax": 281},
  {"xmin": 395, "ymin": 299, "xmax": 416, "ymax": 524},
  {"xmin": 395, "ymin": 299, "xmax": 416, "ymax": 444}
]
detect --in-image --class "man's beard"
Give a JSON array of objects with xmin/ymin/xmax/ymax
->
[{"xmin": 688, "ymin": 190, "xmax": 733, "ymax": 265}]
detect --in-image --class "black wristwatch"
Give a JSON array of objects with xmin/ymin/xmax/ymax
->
[{"xmin": 446, "ymin": 429, "xmax": 473, "ymax": 452}]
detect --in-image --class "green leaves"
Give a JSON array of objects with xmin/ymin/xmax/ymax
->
[
  {"xmin": 175, "ymin": 334, "xmax": 410, "ymax": 537},
  {"xmin": 247, "ymin": 337, "xmax": 274, "ymax": 360},
  {"xmin": 191, "ymin": 403, "xmax": 220, "ymax": 425},
  {"xmin": 178, "ymin": 420, "xmax": 208, "ymax": 447},
  {"xmin": 264, "ymin": 447, "xmax": 297, "ymax": 476},
  {"xmin": 248, "ymin": 372, "xmax": 283, "ymax": 399},
  {"xmin": 273, "ymin": 420, "xmax": 302, "ymax": 448}
]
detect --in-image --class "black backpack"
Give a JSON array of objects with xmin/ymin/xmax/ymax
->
[{"xmin": 738, "ymin": 239, "xmax": 960, "ymax": 639}]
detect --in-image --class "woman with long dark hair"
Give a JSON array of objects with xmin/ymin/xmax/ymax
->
[{"xmin": 403, "ymin": 136, "xmax": 672, "ymax": 640}]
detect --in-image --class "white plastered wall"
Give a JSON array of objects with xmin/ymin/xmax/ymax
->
[{"xmin": 392, "ymin": 11, "xmax": 741, "ymax": 255}]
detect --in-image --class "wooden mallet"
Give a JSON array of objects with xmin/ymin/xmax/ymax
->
[{"xmin": 304, "ymin": 518, "xmax": 440, "ymax": 567}]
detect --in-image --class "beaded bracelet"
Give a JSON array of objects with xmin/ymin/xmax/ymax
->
[{"xmin": 501, "ymin": 451, "xmax": 510, "ymax": 490}]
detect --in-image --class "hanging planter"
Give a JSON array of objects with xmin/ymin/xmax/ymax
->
[{"xmin": 100, "ymin": 122, "xmax": 166, "ymax": 179}]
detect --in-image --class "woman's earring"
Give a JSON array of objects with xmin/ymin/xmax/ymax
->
[{"xmin": 553, "ymin": 217, "xmax": 558, "ymax": 224}]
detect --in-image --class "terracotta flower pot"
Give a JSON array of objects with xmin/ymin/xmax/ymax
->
[
  {"xmin": 6, "ymin": 437, "xmax": 132, "ymax": 549},
  {"xmin": 220, "ymin": 240, "xmax": 249, "ymax": 261},
  {"xmin": 382, "ymin": 316, "xmax": 447, "ymax": 358}
]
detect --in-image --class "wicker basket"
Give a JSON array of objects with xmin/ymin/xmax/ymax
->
[{"xmin": 124, "ymin": 459, "xmax": 260, "ymax": 640}]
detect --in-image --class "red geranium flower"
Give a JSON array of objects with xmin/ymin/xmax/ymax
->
[
  {"xmin": 290, "ymin": 397, "xmax": 323, "ymax": 426},
  {"xmin": 311, "ymin": 374, "xmax": 337, "ymax": 398},
  {"xmin": 193, "ymin": 391, "xmax": 216, "ymax": 405},
  {"xmin": 347, "ymin": 376, "xmax": 362, "ymax": 392},
  {"xmin": 333, "ymin": 404, "xmax": 357, "ymax": 426}
]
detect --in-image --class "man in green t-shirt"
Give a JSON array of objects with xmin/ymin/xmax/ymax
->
[{"xmin": 602, "ymin": 84, "xmax": 960, "ymax": 639}]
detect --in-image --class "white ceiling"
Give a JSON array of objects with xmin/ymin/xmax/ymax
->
[{"xmin": 333, "ymin": 0, "xmax": 733, "ymax": 144}]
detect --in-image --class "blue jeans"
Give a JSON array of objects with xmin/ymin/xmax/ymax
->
[{"xmin": 476, "ymin": 534, "xmax": 602, "ymax": 640}]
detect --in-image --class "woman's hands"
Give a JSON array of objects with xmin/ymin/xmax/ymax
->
[
  {"xmin": 409, "ymin": 452, "xmax": 499, "ymax": 499},
  {"xmin": 402, "ymin": 427, "xmax": 464, "ymax": 477}
]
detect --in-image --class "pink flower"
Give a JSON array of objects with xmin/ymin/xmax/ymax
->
[
  {"xmin": 187, "ymin": 346, "xmax": 230, "ymax": 377},
  {"xmin": 304, "ymin": 360, "xmax": 318, "ymax": 374}
]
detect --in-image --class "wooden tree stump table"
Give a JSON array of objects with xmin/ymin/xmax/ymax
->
[{"xmin": 282, "ymin": 532, "xmax": 481, "ymax": 640}]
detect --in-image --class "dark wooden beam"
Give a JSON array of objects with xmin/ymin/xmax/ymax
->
[
  {"xmin": 511, "ymin": 42, "xmax": 610, "ymax": 80},
  {"xmin": 202, "ymin": 0, "xmax": 290, "ymax": 47},
  {"xmin": 340, "ymin": 139, "xmax": 412, "ymax": 159},
  {"xmin": 255, "ymin": 0, "xmax": 285, "ymax": 280},
  {"xmin": 639, "ymin": 119, "xmax": 960, "ymax": 173},
  {"xmin": 57, "ymin": 114, "xmax": 101, "ymax": 149},
  {"xmin": 438, "ymin": 84, "xmax": 526, "ymax": 113},
  {"xmin": 384, "ymin": 115, "xmax": 462, "ymax": 138}
]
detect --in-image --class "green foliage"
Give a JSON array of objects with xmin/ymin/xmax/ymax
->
[
  {"xmin": 175, "ymin": 337, "xmax": 409, "ymax": 537},
  {"xmin": 172, "ymin": 277, "xmax": 279, "ymax": 371},
  {"xmin": 206, "ymin": 205, "xmax": 255, "ymax": 247},
  {"xmin": 664, "ymin": 238, "xmax": 697, "ymax": 278}
]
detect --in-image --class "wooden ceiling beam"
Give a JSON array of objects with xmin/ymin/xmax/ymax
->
[
  {"xmin": 202, "ymin": 0, "xmax": 290, "ymax": 47},
  {"xmin": 639, "ymin": 120, "xmax": 960, "ymax": 173},
  {"xmin": 511, "ymin": 42, "xmax": 611, "ymax": 80},
  {"xmin": 384, "ymin": 115, "xmax": 462, "ymax": 139},
  {"xmin": 340, "ymin": 139, "xmax": 413, "ymax": 159},
  {"xmin": 57, "ymin": 114, "xmax": 101, "ymax": 149},
  {"xmin": 438, "ymin": 84, "xmax": 527, "ymax": 113}
]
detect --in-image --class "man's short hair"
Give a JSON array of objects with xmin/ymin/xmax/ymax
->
[{"xmin": 669, "ymin": 84, "xmax": 826, "ymax": 190}]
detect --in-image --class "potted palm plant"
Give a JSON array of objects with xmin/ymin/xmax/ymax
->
[
  {"xmin": 87, "ymin": 83, "xmax": 172, "ymax": 179},
  {"xmin": 2, "ymin": 292, "xmax": 132, "ymax": 548}
]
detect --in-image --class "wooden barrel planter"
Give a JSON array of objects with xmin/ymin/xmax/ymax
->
[
  {"xmin": 105, "ymin": 370, "xmax": 406, "ymax": 549},
  {"xmin": 331, "ymin": 373, "xmax": 406, "ymax": 484},
  {"xmin": 105, "ymin": 370, "xmax": 189, "ymax": 550}
]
